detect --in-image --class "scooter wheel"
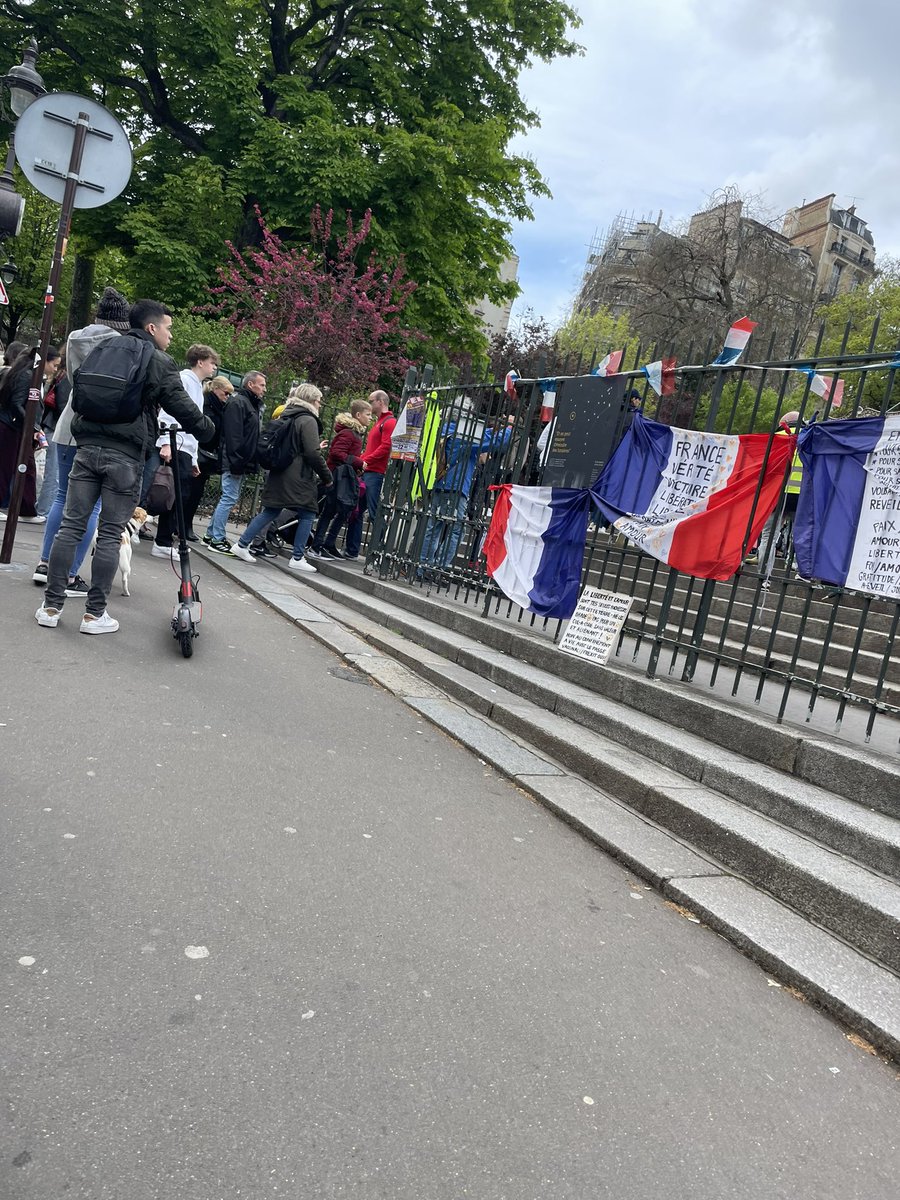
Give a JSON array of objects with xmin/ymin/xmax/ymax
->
[{"xmin": 179, "ymin": 631, "xmax": 194, "ymax": 659}]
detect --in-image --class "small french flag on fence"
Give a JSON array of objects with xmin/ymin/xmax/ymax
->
[
  {"xmin": 712, "ymin": 317, "xmax": 757, "ymax": 366},
  {"xmin": 592, "ymin": 350, "xmax": 623, "ymax": 377},
  {"xmin": 505, "ymin": 369, "xmax": 520, "ymax": 400},
  {"xmin": 484, "ymin": 484, "xmax": 592, "ymax": 619},
  {"xmin": 642, "ymin": 357, "xmax": 677, "ymax": 396},
  {"xmin": 808, "ymin": 372, "xmax": 845, "ymax": 409}
]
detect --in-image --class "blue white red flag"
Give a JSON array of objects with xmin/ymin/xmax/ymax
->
[
  {"xmin": 505, "ymin": 369, "xmax": 520, "ymax": 400},
  {"xmin": 794, "ymin": 414, "xmax": 900, "ymax": 599},
  {"xmin": 642, "ymin": 357, "xmax": 677, "ymax": 396},
  {"xmin": 592, "ymin": 350, "xmax": 623, "ymax": 377},
  {"xmin": 591, "ymin": 413, "xmax": 795, "ymax": 580},
  {"xmin": 484, "ymin": 484, "xmax": 591, "ymax": 618},
  {"xmin": 807, "ymin": 371, "xmax": 845, "ymax": 410},
  {"xmin": 712, "ymin": 317, "xmax": 757, "ymax": 366}
]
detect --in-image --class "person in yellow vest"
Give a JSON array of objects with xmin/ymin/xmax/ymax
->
[{"xmin": 746, "ymin": 410, "xmax": 800, "ymax": 577}]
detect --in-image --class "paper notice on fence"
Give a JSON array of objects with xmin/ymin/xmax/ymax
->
[
  {"xmin": 558, "ymin": 587, "xmax": 633, "ymax": 666},
  {"xmin": 390, "ymin": 394, "xmax": 426, "ymax": 461}
]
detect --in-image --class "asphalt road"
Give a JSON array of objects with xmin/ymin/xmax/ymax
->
[{"xmin": 2, "ymin": 526, "xmax": 899, "ymax": 1200}]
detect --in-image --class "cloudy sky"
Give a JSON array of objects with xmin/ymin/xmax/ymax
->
[{"xmin": 508, "ymin": 0, "xmax": 900, "ymax": 326}]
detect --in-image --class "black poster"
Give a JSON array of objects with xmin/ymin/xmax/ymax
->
[{"xmin": 541, "ymin": 375, "xmax": 628, "ymax": 488}]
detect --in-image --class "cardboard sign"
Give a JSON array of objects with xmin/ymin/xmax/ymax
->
[{"xmin": 558, "ymin": 587, "xmax": 633, "ymax": 665}]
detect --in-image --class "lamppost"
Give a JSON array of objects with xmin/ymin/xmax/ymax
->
[{"xmin": 0, "ymin": 38, "xmax": 46, "ymax": 241}]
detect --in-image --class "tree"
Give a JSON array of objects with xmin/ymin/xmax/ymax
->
[
  {"xmin": 0, "ymin": 2, "xmax": 581, "ymax": 350},
  {"xmin": 486, "ymin": 308, "xmax": 559, "ymax": 379},
  {"xmin": 813, "ymin": 258, "xmax": 900, "ymax": 413},
  {"xmin": 577, "ymin": 187, "xmax": 817, "ymax": 357},
  {"xmin": 555, "ymin": 306, "xmax": 641, "ymax": 373},
  {"xmin": 209, "ymin": 206, "xmax": 417, "ymax": 393}
]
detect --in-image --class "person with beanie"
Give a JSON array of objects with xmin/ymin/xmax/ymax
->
[{"xmin": 31, "ymin": 288, "xmax": 131, "ymax": 595}]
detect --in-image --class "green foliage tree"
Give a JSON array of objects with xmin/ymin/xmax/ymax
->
[
  {"xmin": 813, "ymin": 257, "xmax": 900, "ymax": 412},
  {"xmin": 555, "ymin": 306, "xmax": 640, "ymax": 372},
  {"xmin": 0, "ymin": 2, "xmax": 581, "ymax": 351}
]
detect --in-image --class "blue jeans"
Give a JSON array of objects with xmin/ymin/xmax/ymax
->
[
  {"xmin": 45, "ymin": 446, "xmax": 142, "ymax": 616},
  {"xmin": 206, "ymin": 471, "xmax": 243, "ymax": 542},
  {"xmin": 420, "ymin": 491, "xmax": 468, "ymax": 568},
  {"xmin": 41, "ymin": 444, "xmax": 100, "ymax": 576},
  {"xmin": 238, "ymin": 506, "xmax": 317, "ymax": 559},
  {"xmin": 363, "ymin": 470, "xmax": 384, "ymax": 522},
  {"xmin": 37, "ymin": 440, "xmax": 59, "ymax": 515}
]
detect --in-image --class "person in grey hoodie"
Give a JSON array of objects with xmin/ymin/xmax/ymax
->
[{"xmin": 31, "ymin": 288, "xmax": 132, "ymax": 594}]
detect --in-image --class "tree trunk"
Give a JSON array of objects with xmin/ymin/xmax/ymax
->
[{"xmin": 67, "ymin": 254, "xmax": 95, "ymax": 335}]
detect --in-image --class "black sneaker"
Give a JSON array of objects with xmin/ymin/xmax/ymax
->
[
  {"xmin": 202, "ymin": 533, "xmax": 214, "ymax": 545},
  {"xmin": 64, "ymin": 575, "xmax": 89, "ymax": 597},
  {"xmin": 32, "ymin": 561, "xmax": 48, "ymax": 586},
  {"xmin": 250, "ymin": 544, "xmax": 279, "ymax": 560},
  {"xmin": 208, "ymin": 539, "xmax": 232, "ymax": 554},
  {"xmin": 320, "ymin": 546, "xmax": 342, "ymax": 560}
]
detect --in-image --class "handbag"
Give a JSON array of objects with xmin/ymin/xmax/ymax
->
[
  {"xmin": 145, "ymin": 463, "xmax": 175, "ymax": 515},
  {"xmin": 334, "ymin": 462, "xmax": 359, "ymax": 510}
]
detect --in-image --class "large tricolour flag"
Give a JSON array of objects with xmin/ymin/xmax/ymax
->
[
  {"xmin": 590, "ymin": 413, "xmax": 796, "ymax": 580},
  {"xmin": 712, "ymin": 317, "xmax": 757, "ymax": 365},
  {"xmin": 484, "ymin": 484, "xmax": 591, "ymax": 618},
  {"xmin": 794, "ymin": 414, "xmax": 900, "ymax": 599}
]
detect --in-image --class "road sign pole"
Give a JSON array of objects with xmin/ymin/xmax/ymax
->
[{"xmin": 0, "ymin": 111, "xmax": 88, "ymax": 564}]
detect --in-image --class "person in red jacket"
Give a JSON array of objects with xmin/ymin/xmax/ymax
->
[
  {"xmin": 360, "ymin": 390, "xmax": 395, "ymax": 522},
  {"xmin": 308, "ymin": 398, "xmax": 372, "ymax": 558}
]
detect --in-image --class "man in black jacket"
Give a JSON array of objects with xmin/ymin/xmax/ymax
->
[
  {"xmin": 36, "ymin": 300, "xmax": 215, "ymax": 635},
  {"xmin": 204, "ymin": 370, "xmax": 267, "ymax": 552}
]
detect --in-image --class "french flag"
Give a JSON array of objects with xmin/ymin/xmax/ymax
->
[
  {"xmin": 505, "ymin": 369, "xmax": 520, "ymax": 400},
  {"xmin": 591, "ymin": 413, "xmax": 795, "ymax": 580},
  {"xmin": 592, "ymin": 350, "xmax": 623, "ymax": 377},
  {"xmin": 484, "ymin": 484, "xmax": 591, "ymax": 618},
  {"xmin": 712, "ymin": 317, "xmax": 757, "ymax": 366},
  {"xmin": 642, "ymin": 357, "xmax": 677, "ymax": 396},
  {"xmin": 794, "ymin": 414, "xmax": 900, "ymax": 598},
  {"xmin": 808, "ymin": 371, "xmax": 845, "ymax": 410}
]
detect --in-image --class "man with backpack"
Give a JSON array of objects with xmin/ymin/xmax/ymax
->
[
  {"xmin": 35, "ymin": 300, "xmax": 215, "ymax": 634},
  {"xmin": 204, "ymin": 370, "xmax": 267, "ymax": 553}
]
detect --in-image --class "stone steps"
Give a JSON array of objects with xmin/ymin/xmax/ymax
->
[{"xmin": 199, "ymin": 547, "xmax": 900, "ymax": 1058}]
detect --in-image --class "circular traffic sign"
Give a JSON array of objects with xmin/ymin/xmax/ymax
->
[{"xmin": 14, "ymin": 91, "xmax": 132, "ymax": 209}]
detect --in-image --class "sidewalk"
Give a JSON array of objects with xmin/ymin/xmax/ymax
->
[{"xmin": 2, "ymin": 524, "xmax": 900, "ymax": 1200}]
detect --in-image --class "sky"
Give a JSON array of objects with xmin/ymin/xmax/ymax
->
[{"xmin": 507, "ymin": 0, "xmax": 900, "ymax": 328}]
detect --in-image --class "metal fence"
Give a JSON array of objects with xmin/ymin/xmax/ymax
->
[{"xmin": 364, "ymin": 321, "xmax": 900, "ymax": 751}]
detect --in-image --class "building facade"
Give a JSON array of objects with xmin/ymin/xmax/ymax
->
[
  {"xmin": 471, "ymin": 254, "xmax": 519, "ymax": 342},
  {"xmin": 782, "ymin": 195, "xmax": 876, "ymax": 302}
]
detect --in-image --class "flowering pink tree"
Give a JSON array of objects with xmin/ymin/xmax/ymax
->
[{"xmin": 211, "ymin": 207, "xmax": 418, "ymax": 392}]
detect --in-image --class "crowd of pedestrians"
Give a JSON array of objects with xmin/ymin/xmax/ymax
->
[{"xmin": 3, "ymin": 285, "xmax": 404, "ymax": 635}]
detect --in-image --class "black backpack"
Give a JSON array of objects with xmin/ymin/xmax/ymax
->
[
  {"xmin": 256, "ymin": 413, "xmax": 299, "ymax": 472},
  {"xmin": 72, "ymin": 336, "xmax": 154, "ymax": 424}
]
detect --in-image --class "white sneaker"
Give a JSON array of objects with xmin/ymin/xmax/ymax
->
[
  {"xmin": 20, "ymin": 515, "xmax": 46, "ymax": 524},
  {"xmin": 80, "ymin": 611, "xmax": 119, "ymax": 635},
  {"xmin": 230, "ymin": 543, "xmax": 255, "ymax": 563},
  {"xmin": 35, "ymin": 603, "xmax": 61, "ymax": 627},
  {"xmin": 287, "ymin": 557, "xmax": 317, "ymax": 573},
  {"xmin": 151, "ymin": 544, "xmax": 178, "ymax": 559}
]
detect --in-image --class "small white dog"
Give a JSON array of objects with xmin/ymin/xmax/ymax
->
[{"xmin": 90, "ymin": 505, "xmax": 148, "ymax": 596}]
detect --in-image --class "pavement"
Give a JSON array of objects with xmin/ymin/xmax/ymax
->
[{"xmin": 2, "ymin": 524, "xmax": 900, "ymax": 1200}]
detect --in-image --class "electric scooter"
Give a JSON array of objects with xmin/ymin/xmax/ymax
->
[{"xmin": 161, "ymin": 423, "xmax": 202, "ymax": 658}]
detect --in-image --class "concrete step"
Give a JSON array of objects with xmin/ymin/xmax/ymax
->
[{"xmin": 199, "ymin": 547, "xmax": 900, "ymax": 1057}]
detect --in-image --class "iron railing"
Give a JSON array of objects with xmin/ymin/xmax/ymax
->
[{"xmin": 363, "ymin": 322, "xmax": 900, "ymax": 751}]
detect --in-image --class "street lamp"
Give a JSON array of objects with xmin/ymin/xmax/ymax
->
[
  {"xmin": 0, "ymin": 38, "xmax": 46, "ymax": 240},
  {"xmin": 0, "ymin": 256, "xmax": 18, "ymax": 286}
]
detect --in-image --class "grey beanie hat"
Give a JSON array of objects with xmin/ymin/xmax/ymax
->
[{"xmin": 96, "ymin": 287, "xmax": 130, "ymax": 331}]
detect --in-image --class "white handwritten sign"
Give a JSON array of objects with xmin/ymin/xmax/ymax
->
[
  {"xmin": 558, "ymin": 587, "xmax": 634, "ymax": 665},
  {"xmin": 845, "ymin": 417, "xmax": 900, "ymax": 600}
]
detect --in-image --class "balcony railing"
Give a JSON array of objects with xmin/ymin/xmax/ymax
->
[{"xmin": 830, "ymin": 241, "xmax": 874, "ymax": 267}]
